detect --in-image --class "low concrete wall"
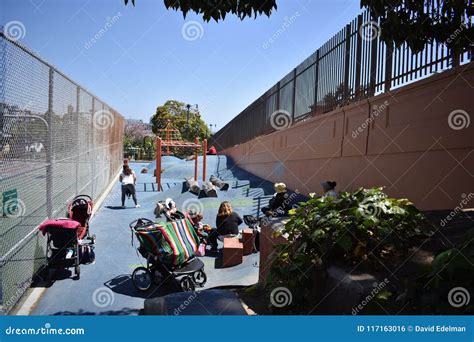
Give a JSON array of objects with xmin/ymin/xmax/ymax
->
[
  {"xmin": 258, "ymin": 218, "xmax": 289, "ymax": 284},
  {"xmin": 222, "ymin": 63, "xmax": 474, "ymax": 210},
  {"xmin": 259, "ymin": 218, "xmax": 384, "ymax": 314}
]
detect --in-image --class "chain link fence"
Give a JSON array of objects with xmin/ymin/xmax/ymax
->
[{"xmin": 0, "ymin": 33, "xmax": 124, "ymax": 314}]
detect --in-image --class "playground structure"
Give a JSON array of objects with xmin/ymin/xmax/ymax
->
[{"xmin": 155, "ymin": 120, "xmax": 207, "ymax": 191}]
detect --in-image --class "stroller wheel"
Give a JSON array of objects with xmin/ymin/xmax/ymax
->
[
  {"xmin": 180, "ymin": 276, "xmax": 195, "ymax": 292},
  {"xmin": 132, "ymin": 267, "xmax": 152, "ymax": 291},
  {"xmin": 193, "ymin": 270, "xmax": 207, "ymax": 287},
  {"xmin": 151, "ymin": 268, "xmax": 164, "ymax": 285}
]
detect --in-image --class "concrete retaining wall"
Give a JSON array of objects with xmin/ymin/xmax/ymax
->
[{"xmin": 222, "ymin": 63, "xmax": 474, "ymax": 210}]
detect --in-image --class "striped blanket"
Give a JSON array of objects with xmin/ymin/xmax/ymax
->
[{"xmin": 135, "ymin": 218, "xmax": 200, "ymax": 267}]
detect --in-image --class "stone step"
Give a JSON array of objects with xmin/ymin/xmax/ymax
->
[{"xmin": 143, "ymin": 289, "xmax": 248, "ymax": 315}]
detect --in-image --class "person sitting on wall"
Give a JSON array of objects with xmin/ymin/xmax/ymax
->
[
  {"xmin": 320, "ymin": 181, "xmax": 338, "ymax": 198},
  {"xmin": 261, "ymin": 182, "xmax": 291, "ymax": 218},
  {"xmin": 208, "ymin": 145, "xmax": 217, "ymax": 155}
]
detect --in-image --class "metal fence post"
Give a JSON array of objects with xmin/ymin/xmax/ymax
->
[
  {"xmin": 451, "ymin": 47, "xmax": 460, "ymax": 68},
  {"xmin": 354, "ymin": 15, "xmax": 363, "ymax": 99},
  {"xmin": 343, "ymin": 24, "xmax": 351, "ymax": 102},
  {"xmin": 46, "ymin": 68, "xmax": 54, "ymax": 218},
  {"xmin": 276, "ymin": 82, "xmax": 280, "ymax": 112},
  {"xmin": 369, "ymin": 20, "xmax": 379, "ymax": 97},
  {"xmin": 313, "ymin": 49, "xmax": 320, "ymax": 114},
  {"xmin": 384, "ymin": 44, "xmax": 393, "ymax": 92},
  {"xmin": 291, "ymin": 68, "xmax": 296, "ymax": 121},
  {"xmin": 91, "ymin": 99, "xmax": 95, "ymax": 198},
  {"xmin": 102, "ymin": 103, "xmax": 107, "ymax": 187},
  {"xmin": 75, "ymin": 86, "xmax": 80, "ymax": 195}
]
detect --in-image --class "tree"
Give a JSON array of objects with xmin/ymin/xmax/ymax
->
[
  {"xmin": 124, "ymin": 0, "xmax": 277, "ymax": 22},
  {"xmin": 151, "ymin": 100, "xmax": 210, "ymax": 142},
  {"xmin": 124, "ymin": 120, "xmax": 150, "ymax": 148},
  {"xmin": 360, "ymin": 0, "xmax": 473, "ymax": 59}
]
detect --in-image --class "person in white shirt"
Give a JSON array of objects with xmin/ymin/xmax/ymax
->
[{"xmin": 120, "ymin": 165, "xmax": 140, "ymax": 207}]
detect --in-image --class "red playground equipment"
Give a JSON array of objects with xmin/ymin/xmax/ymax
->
[{"xmin": 155, "ymin": 120, "xmax": 207, "ymax": 191}]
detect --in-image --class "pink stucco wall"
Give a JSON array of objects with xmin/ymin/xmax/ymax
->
[{"xmin": 222, "ymin": 63, "xmax": 474, "ymax": 210}]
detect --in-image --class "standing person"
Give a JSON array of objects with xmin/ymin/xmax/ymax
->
[
  {"xmin": 208, "ymin": 201, "xmax": 243, "ymax": 252},
  {"xmin": 120, "ymin": 165, "xmax": 140, "ymax": 208}
]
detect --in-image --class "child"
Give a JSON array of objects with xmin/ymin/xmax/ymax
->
[{"xmin": 187, "ymin": 211, "xmax": 211, "ymax": 244}]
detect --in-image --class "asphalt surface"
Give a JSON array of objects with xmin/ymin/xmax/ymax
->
[{"xmin": 31, "ymin": 155, "xmax": 275, "ymax": 315}]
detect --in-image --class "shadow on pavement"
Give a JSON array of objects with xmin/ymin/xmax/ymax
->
[
  {"xmin": 104, "ymin": 274, "xmax": 182, "ymax": 300},
  {"xmin": 52, "ymin": 308, "xmax": 140, "ymax": 315}
]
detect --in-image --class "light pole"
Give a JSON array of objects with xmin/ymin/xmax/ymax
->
[
  {"xmin": 186, "ymin": 104, "xmax": 199, "ymax": 137},
  {"xmin": 186, "ymin": 104, "xmax": 191, "ymax": 135},
  {"xmin": 194, "ymin": 112, "xmax": 201, "ymax": 138},
  {"xmin": 208, "ymin": 124, "xmax": 216, "ymax": 138}
]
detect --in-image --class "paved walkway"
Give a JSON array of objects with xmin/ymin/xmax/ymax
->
[{"xmin": 31, "ymin": 155, "xmax": 275, "ymax": 315}]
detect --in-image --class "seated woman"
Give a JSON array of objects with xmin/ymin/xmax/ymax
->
[
  {"xmin": 320, "ymin": 181, "xmax": 338, "ymax": 198},
  {"xmin": 261, "ymin": 182, "xmax": 291, "ymax": 218},
  {"xmin": 209, "ymin": 201, "xmax": 243, "ymax": 252}
]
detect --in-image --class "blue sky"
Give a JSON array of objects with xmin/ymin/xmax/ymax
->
[{"xmin": 1, "ymin": 0, "xmax": 361, "ymax": 130}]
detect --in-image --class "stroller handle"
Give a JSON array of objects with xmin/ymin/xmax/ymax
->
[
  {"xmin": 129, "ymin": 218, "xmax": 155, "ymax": 230},
  {"xmin": 73, "ymin": 194, "xmax": 92, "ymax": 201}
]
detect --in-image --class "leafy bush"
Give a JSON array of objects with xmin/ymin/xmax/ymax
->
[
  {"xmin": 426, "ymin": 228, "xmax": 474, "ymax": 289},
  {"xmin": 268, "ymin": 187, "xmax": 431, "ymax": 304},
  {"xmin": 397, "ymin": 228, "xmax": 474, "ymax": 314}
]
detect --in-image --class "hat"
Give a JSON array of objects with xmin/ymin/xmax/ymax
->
[
  {"xmin": 274, "ymin": 182, "xmax": 287, "ymax": 193},
  {"xmin": 320, "ymin": 181, "xmax": 337, "ymax": 192},
  {"xmin": 165, "ymin": 198, "xmax": 176, "ymax": 210}
]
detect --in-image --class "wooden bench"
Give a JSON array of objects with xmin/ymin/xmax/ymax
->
[
  {"xmin": 241, "ymin": 228, "xmax": 254, "ymax": 255},
  {"xmin": 222, "ymin": 237, "xmax": 243, "ymax": 267}
]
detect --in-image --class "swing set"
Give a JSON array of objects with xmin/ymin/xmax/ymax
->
[{"xmin": 155, "ymin": 120, "xmax": 207, "ymax": 191}]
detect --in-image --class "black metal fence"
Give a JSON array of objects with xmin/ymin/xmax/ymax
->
[
  {"xmin": 212, "ymin": 8, "xmax": 472, "ymax": 150},
  {"xmin": 0, "ymin": 32, "xmax": 124, "ymax": 314}
]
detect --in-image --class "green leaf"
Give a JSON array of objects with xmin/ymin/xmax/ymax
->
[
  {"xmin": 376, "ymin": 289, "xmax": 392, "ymax": 301},
  {"xmin": 337, "ymin": 234, "xmax": 352, "ymax": 252}
]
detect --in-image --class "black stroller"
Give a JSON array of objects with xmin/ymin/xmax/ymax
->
[{"xmin": 129, "ymin": 218, "xmax": 206, "ymax": 292}]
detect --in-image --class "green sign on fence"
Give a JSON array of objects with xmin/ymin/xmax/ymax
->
[{"xmin": 2, "ymin": 189, "xmax": 18, "ymax": 217}]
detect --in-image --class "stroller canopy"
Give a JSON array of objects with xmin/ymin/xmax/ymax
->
[
  {"xmin": 38, "ymin": 219, "xmax": 81, "ymax": 236},
  {"xmin": 135, "ymin": 218, "xmax": 199, "ymax": 267}
]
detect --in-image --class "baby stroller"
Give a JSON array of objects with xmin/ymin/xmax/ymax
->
[
  {"xmin": 66, "ymin": 195, "xmax": 95, "ymax": 242},
  {"xmin": 129, "ymin": 217, "xmax": 206, "ymax": 292},
  {"xmin": 38, "ymin": 218, "xmax": 95, "ymax": 280},
  {"xmin": 244, "ymin": 215, "xmax": 260, "ymax": 252}
]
